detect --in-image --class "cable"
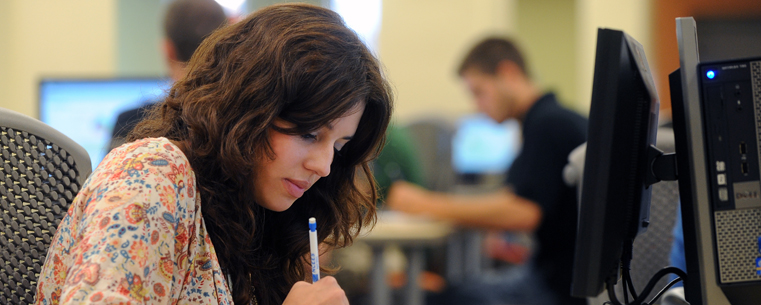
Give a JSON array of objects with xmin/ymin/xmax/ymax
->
[
  {"xmin": 605, "ymin": 266, "xmax": 687, "ymax": 305},
  {"xmin": 620, "ymin": 240, "xmax": 637, "ymax": 302},
  {"xmin": 646, "ymin": 277, "xmax": 683, "ymax": 305},
  {"xmin": 631, "ymin": 267, "xmax": 687, "ymax": 304},
  {"xmin": 606, "ymin": 278, "xmax": 624, "ymax": 305},
  {"xmin": 622, "ymin": 268, "xmax": 638, "ymax": 300}
]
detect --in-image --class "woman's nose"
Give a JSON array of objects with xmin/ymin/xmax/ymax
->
[{"xmin": 305, "ymin": 144, "xmax": 333, "ymax": 177}]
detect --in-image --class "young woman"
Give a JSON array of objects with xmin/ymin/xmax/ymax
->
[{"xmin": 34, "ymin": 3, "xmax": 392, "ymax": 305}]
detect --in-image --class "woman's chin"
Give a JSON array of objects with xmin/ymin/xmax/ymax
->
[{"xmin": 260, "ymin": 198, "xmax": 297, "ymax": 212}]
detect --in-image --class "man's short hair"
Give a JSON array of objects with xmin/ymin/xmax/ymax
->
[
  {"xmin": 458, "ymin": 37, "xmax": 529, "ymax": 77},
  {"xmin": 164, "ymin": 0, "xmax": 228, "ymax": 62}
]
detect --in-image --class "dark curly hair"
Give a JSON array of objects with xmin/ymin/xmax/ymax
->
[{"xmin": 129, "ymin": 4, "xmax": 393, "ymax": 304}]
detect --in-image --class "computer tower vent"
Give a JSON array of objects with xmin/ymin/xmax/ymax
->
[{"xmin": 714, "ymin": 207, "xmax": 761, "ymax": 283}]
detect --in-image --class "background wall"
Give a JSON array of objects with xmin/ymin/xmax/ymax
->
[
  {"xmin": 0, "ymin": 1, "xmax": 116, "ymax": 117},
  {"xmin": 575, "ymin": 0, "xmax": 652, "ymax": 115},
  {"xmin": 117, "ymin": 0, "xmax": 164, "ymax": 77},
  {"xmin": 0, "ymin": 0, "xmax": 657, "ymax": 122},
  {"xmin": 515, "ymin": 0, "xmax": 577, "ymax": 110},
  {"xmin": 378, "ymin": 0, "xmax": 516, "ymax": 124},
  {"xmin": 0, "ymin": 1, "xmax": 10, "ymax": 112},
  {"xmin": 380, "ymin": 0, "xmax": 652, "ymax": 122}
]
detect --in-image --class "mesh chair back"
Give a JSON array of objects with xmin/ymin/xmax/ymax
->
[
  {"xmin": 626, "ymin": 127, "xmax": 679, "ymax": 305},
  {"xmin": 0, "ymin": 108, "xmax": 91, "ymax": 304}
]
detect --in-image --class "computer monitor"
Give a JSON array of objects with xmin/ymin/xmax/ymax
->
[
  {"xmin": 570, "ymin": 28, "xmax": 663, "ymax": 299},
  {"xmin": 451, "ymin": 114, "xmax": 520, "ymax": 177},
  {"xmin": 39, "ymin": 78, "xmax": 172, "ymax": 170}
]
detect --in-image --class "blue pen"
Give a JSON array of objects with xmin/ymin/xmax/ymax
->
[{"xmin": 309, "ymin": 217, "xmax": 320, "ymax": 282}]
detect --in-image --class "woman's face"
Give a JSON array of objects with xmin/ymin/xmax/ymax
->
[{"xmin": 253, "ymin": 103, "xmax": 366, "ymax": 212}]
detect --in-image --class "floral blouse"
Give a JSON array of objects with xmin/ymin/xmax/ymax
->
[{"xmin": 34, "ymin": 138, "xmax": 234, "ymax": 304}]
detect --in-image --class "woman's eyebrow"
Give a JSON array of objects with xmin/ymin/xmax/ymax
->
[{"xmin": 324, "ymin": 124, "xmax": 354, "ymax": 140}]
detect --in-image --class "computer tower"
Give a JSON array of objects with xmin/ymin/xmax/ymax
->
[{"xmin": 692, "ymin": 58, "xmax": 761, "ymax": 304}]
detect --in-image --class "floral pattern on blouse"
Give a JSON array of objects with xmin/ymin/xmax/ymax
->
[{"xmin": 34, "ymin": 137, "xmax": 233, "ymax": 304}]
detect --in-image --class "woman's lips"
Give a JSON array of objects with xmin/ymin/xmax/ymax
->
[{"xmin": 284, "ymin": 179, "xmax": 308, "ymax": 198}]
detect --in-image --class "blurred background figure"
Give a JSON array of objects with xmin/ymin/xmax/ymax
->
[
  {"xmin": 387, "ymin": 37, "xmax": 588, "ymax": 305},
  {"xmin": 373, "ymin": 124, "xmax": 426, "ymax": 203},
  {"xmin": 108, "ymin": 0, "xmax": 228, "ymax": 151}
]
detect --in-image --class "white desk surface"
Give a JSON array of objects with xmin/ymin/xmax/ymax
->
[{"xmin": 358, "ymin": 211, "xmax": 453, "ymax": 246}]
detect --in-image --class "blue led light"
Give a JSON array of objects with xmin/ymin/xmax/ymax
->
[{"xmin": 707, "ymin": 70, "xmax": 716, "ymax": 79}]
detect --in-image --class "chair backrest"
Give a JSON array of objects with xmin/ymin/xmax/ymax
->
[
  {"xmin": 627, "ymin": 127, "xmax": 679, "ymax": 305},
  {"xmin": 0, "ymin": 107, "xmax": 91, "ymax": 304},
  {"xmin": 404, "ymin": 117, "xmax": 455, "ymax": 192}
]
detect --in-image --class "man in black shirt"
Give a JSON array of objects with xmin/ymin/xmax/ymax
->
[
  {"xmin": 108, "ymin": 0, "xmax": 227, "ymax": 151},
  {"xmin": 387, "ymin": 37, "xmax": 588, "ymax": 305}
]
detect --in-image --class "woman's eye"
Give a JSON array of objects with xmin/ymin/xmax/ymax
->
[
  {"xmin": 300, "ymin": 133, "xmax": 317, "ymax": 141},
  {"xmin": 334, "ymin": 141, "xmax": 349, "ymax": 154}
]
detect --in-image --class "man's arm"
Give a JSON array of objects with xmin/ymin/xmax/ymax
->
[{"xmin": 385, "ymin": 181, "xmax": 542, "ymax": 232}]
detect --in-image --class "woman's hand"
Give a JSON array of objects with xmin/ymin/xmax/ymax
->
[{"xmin": 283, "ymin": 276, "xmax": 349, "ymax": 305}]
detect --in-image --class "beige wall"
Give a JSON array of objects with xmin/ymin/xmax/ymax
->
[
  {"xmin": 381, "ymin": 0, "xmax": 654, "ymax": 123},
  {"xmin": 576, "ymin": 0, "xmax": 652, "ymax": 114},
  {"xmin": 0, "ymin": 1, "xmax": 10, "ymax": 110},
  {"xmin": 0, "ymin": 0, "xmax": 653, "ymax": 121},
  {"xmin": 0, "ymin": 1, "xmax": 116, "ymax": 118},
  {"xmin": 516, "ymin": 0, "xmax": 577, "ymax": 110},
  {"xmin": 378, "ymin": 0, "xmax": 516, "ymax": 124}
]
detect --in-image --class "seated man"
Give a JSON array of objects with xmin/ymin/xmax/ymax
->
[
  {"xmin": 108, "ymin": 0, "xmax": 228, "ymax": 151},
  {"xmin": 387, "ymin": 37, "xmax": 588, "ymax": 305}
]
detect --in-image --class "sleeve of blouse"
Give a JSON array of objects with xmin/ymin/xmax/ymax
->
[{"xmin": 55, "ymin": 144, "xmax": 197, "ymax": 304}]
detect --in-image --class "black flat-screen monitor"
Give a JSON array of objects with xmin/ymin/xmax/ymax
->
[
  {"xmin": 39, "ymin": 78, "xmax": 172, "ymax": 170},
  {"xmin": 571, "ymin": 28, "xmax": 660, "ymax": 298}
]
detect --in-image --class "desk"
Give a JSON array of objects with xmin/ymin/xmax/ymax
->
[{"xmin": 358, "ymin": 211, "xmax": 453, "ymax": 305}]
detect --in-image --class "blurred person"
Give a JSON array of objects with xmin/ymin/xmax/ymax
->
[
  {"xmin": 108, "ymin": 0, "xmax": 228, "ymax": 151},
  {"xmin": 373, "ymin": 124, "xmax": 426, "ymax": 202},
  {"xmin": 34, "ymin": 4, "xmax": 392, "ymax": 305},
  {"xmin": 387, "ymin": 37, "xmax": 588, "ymax": 305}
]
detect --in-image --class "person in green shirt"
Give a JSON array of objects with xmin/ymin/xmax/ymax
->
[{"xmin": 373, "ymin": 124, "xmax": 426, "ymax": 204}]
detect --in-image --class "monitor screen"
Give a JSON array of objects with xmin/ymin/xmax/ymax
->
[
  {"xmin": 571, "ymin": 28, "xmax": 660, "ymax": 298},
  {"xmin": 451, "ymin": 114, "xmax": 520, "ymax": 175},
  {"xmin": 39, "ymin": 78, "xmax": 172, "ymax": 170}
]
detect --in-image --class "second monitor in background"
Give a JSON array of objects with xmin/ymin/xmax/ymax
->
[
  {"xmin": 39, "ymin": 77, "xmax": 172, "ymax": 170},
  {"xmin": 451, "ymin": 114, "xmax": 520, "ymax": 185}
]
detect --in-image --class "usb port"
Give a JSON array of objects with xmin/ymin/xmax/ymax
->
[
  {"xmin": 740, "ymin": 142, "xmax": 747, "ymax": 155},
  {"xmin": 741, "ymin": 162, "xmax": 749, "ymax": 175}
]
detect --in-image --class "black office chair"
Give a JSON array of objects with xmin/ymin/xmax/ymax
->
[{"xmin": 0, "ymin": 107, "xmax": 91, "ymax": 304}]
